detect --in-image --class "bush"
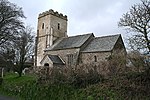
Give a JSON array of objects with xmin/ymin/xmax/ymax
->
[
  {"xmin": 69, "ymin": 69, "xmax": 103, "ymax": 88},
  {"xmin": 2, "ymin": 72, "xmax": 150, "ymax": 99},
  {"xmin": 127, "ymin": 51, "xmax": 150, "ymax": 72},
  {"xmin": 37, "ymin": 65, "xmax": 104, "ymax": 88},
  {"xmin": 108, "ymin": 51, "xmax": 126, "ymax": 76}
]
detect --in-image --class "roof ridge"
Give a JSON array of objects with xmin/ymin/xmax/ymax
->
[
  {"xmin": 66, "ymin": 33, "xmax": 93, "ymax": 38},
  {"xmin": 95, "ymin": 34, "xmax": 121, "ymax": 39}
]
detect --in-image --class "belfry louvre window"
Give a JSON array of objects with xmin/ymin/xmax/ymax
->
[
  {"xmin": 67, "ymin": 54, "xmax": 73, "ymax": 66},
  {"xmin": 58, "ymin": 23, "xmax": 60, "ymax": 30},
  {"xmin": 42, "ymin": 23, "xmax": 44, "ymax": 29}
]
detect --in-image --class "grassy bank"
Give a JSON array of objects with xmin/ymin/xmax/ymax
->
[
  {"xmin": 0, "ymin": 72, "xmax": 150, "ymax": 100},
  {"xmin": 0, "ymin": 73, "xmax": 37, "ymax": 99},
  {"xmin": 0, "ymin": 73, "xmax": 120, "ymax": 100}
]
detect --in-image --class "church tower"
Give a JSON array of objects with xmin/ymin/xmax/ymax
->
[{"xmin": 35, "ymin": 9, "xmax": 68, "ymax": 66}]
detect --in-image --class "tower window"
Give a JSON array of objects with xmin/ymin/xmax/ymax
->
[
  {"xmin": 42, "ymin": 23, "xmax": 44, "ymax": 29},
  {"xmin": 94, "ymin": 56, "xmax": 97, "ymax": 62},
  {"xmin": 58, "ymin": 23, "xmax": 60, "ymax": 30}
]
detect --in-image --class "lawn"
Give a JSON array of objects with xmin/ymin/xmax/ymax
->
[
  {"xmin": 0, "ymin": 73, "xmax": 37, "ymax": 100},
  {"xmin": 3, "ymin": 73, "xmax": 36, "ymax": 84}
]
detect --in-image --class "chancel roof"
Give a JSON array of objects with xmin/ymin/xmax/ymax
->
[{"xmin": 81, "ymin": 34, "xmax": 121, "ymax": 52}]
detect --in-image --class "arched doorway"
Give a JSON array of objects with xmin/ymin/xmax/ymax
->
[{"xmin": 44, "ymin": 63, "xmax": 49, "ymax": 67}]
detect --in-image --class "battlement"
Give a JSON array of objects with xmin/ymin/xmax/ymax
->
[{"xmin": 38, "ymin": 9, "xmax": 67, "ymax": 20}]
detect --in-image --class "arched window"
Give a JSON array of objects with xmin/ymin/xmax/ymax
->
[
  {"xmin": 58, "ymin": 23, "xmax": 60, "ymax": 30},
  {"xmin": 37, "ymin": 30, "xmax": 39, "ymax": 36},
  {"xmin": 44, "ymin": 63, "xmax": 49, "ymax": 67},
  {"xmin": 42, "ymin": 23, "xmax": 44, "ymax": 29},
  {"xmin": 94, "ymin": 56, "xmax": 97, "ymax": 62}
]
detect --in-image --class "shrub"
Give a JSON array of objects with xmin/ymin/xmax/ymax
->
[
  {"xmin": 108, "ymin": 51, "xmax": 126, "ymax": 76},
  {"xmin": 127, "ymin": 51, "xmax": 150, "ymax": 72},
  {"xmin": 69, "ymin": 69, "xmax": 103, "ymax": 88},
  {"xmin": 87, "ymin": 96, "xmax": 94, "ymax": 100},
  {"xmin": 37, "ymin": 65, "xmax": 103, "ymax": 88}
]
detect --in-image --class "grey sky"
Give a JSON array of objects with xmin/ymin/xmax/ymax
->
[{"xmin": 9, "ymin": 0, "xmax": 141, "ymax": 37}]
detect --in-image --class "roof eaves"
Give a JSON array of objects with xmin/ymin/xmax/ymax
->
[
  {"xmin": 81, "ymin": 50, "xmax": 111, "ymax": 53},
  {"xmin": 48, "ymin": 55, "xmax": 65, "ymax": 65},
  {"xmin": 49, "ymin": 47, "xmax": 80, "ymax": 51}
]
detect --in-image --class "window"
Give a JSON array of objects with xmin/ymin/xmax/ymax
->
[
  {"xmin": 94, "ymin": 56, "xmax": 97, "ymax": 62},
  {"xmin": 67, "ymin": 54, "xmax": 73, "ymax": 66},
  {"xmin": 42, "ymin": 23, "xmax": 44, "ymax": 29},
  {"xmin": 58, "ymin": 23, "xmax": 60, "ymax": 30},
  {"xmin": 37, "ymin": 30, "xmax": 39, "ymax": 36}
]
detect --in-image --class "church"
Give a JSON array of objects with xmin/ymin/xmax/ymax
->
[{"xmin": 35, "ymin": 9, "xmax": 126, "ymax": 74}]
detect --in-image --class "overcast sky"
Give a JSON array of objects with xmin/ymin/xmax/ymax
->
[{"xmin": 9, "ymin": 0, "xmax": 141, "ymax": 38}]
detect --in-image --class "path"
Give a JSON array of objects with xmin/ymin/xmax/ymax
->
[{"xmin": 0, "ymin": 95, "xmax": 16, "ymax": 100}]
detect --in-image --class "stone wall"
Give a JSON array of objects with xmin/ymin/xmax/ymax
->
[
  {"xmin": 112, "ymin": 35, "xmax": 126, "ymax": 54},
  {"xmin": 36, "ymin": 9, "xmax": 68, "ymax": 66},
  {"xmin": 37, "ymin": 10, "xmax": 67, "ymax": 38},
  {"xmin": 45, "ymin": 48, "xmax": 80, "ymax": 66},
  {"xmin": 77, "ymin": 52, "xmax": 111, "ymax": 76},
  {"xmin": 80, "ymin": 51, "xmax": 111, "ymax": 64},
  {"xmin": 78, "ymin": 50, "xmax": 126, "ymax": 77},
  {"xmin": 36, "ymin": 36, "xmax": 46, "ymax": 66}
]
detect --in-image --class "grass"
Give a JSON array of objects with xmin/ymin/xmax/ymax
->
[
  {"xmin": 4, "ymin": 73, "xmax": 36, "ymax": 83},
  {"xmin": 5, "ymin": 73, "xmax": 36, "ymax": 82},
  {"xmin": 0, "ymin": 72, "xmax": 150, "ymax": 100},
  {"xmin": 0, "ymin": 72, "xmax": 37, "ymax": 99}
]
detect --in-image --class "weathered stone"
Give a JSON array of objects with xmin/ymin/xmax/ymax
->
[
  {"xmin": 35, "ymin": 9, "xmax": 126, "ymax": 77},
  {"xmin": 36, "ymin": 9, "xmax": 67, "ymax": 66}
]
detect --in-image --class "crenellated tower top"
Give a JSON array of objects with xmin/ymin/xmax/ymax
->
[{"xmin": 38, "ymin": 9, "xmax": 67, "ymax": 20}]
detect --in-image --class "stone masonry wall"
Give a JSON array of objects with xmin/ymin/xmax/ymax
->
[
  {"xmin": 78, "ymin": 52, "xmax": 112, "ymax": 76},
  {"xmin": 45, "ymin": 48, "xmax": 80, "ymax": 66},
  {"xmin": 36, "ymin": 9, "xmax": 68, "ymax": 66},
  {"xmin": 80, "ymin": 52, "xmax": 111, "ymax": 64}
]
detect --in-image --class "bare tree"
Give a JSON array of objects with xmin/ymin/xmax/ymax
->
[
  {"xmin": 127, "ymin": 51, "xmax": 149, "ymax": 72},
  {"xmin": 0, "ymin": 47, "xmax": 15, "ymax": 71},
  {"xmin": 0, "ymin": 0, "xmax": 25, "ymax": 47},
  {"xmin": 14, "ymin": 26, "xmax": 34, "ymax": 77},
  {"xmin": 118, "ymin": 0, "xmax": 150, "ymax": 53}
]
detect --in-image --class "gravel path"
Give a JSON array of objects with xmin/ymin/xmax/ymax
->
[{"xmin": 0, "ymin": 95, "xmax": 16, "ymax": 100}]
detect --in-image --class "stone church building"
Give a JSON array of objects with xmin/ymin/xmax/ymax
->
[{"xmin": 35, "ymin": 9, "xmax": 126, "ymax": 74}]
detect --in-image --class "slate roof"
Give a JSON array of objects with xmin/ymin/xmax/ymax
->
[
  {"xmin": 47, "ymin": 33, "xmax": 93, "ymax": 51},
  {"xmin": 48, "ymin": 55, "xmax": 64, "ymax": 65},
  {"xmin": 82, "ymin": 34, "xmax": 121, "ymax": 52}
]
